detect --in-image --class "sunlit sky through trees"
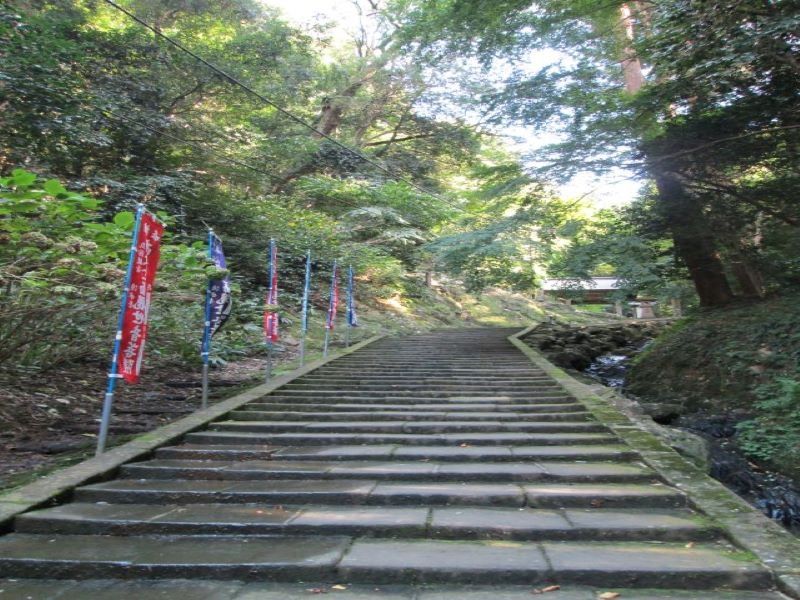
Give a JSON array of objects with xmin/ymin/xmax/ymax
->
[{"xmin": 263, "ymin": 0, "xmax": 642, "ymax": 208}]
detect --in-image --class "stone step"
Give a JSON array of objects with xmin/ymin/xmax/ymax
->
[
  {"xmin": 283, "ymin": 382, "xmax": 564, "ymax": 390},
  {"xmin": 325, "ymin": 364, "xmax": 537, "ymax": 370},
  {"xmin": 2, "ymin": 327, "xmax": 785, "ymax": 597},
  {"xmin": 0, "ymin": 534, "xmax": 769, "ymax": 587},
  {"xmin": 328, "ymin": 364, "xmax": 542, "ymax": 374},
  {"xmin": 260, "ymin": 394, "xmax": 576, "ymax": 404},
  {"xmin": 312, "ymin": 369, "xmax": 545, "ymax": 376},
  {"xmin": 74, "ymin": 479, "xmax": 684, "ymax": 508},
  {"xmin": 336, "ymin": 539, "xmax": 770, "ymax": 588},
  {"xmin": 156, "ymin": 443, "xmax": 641, "ymax": 462},
  {"xmin": 119, "ymin": 459, "xmax": 656, "ymax": 483},
  {"xmin": 184, "ymin": 430, "xmax": 621, "ymax": 446},
  {"xmin": 15, "ymin": 503, "xmax": 719, "ymax": 542},
  {"xmin": 227, "ymin": 410, "xmax": 594, "ymax": 422},
  {"xmin": 0, "ymin": 580, "xmax": 786, "ymax": 600},
  {"xmin": 207, "ymin": 420, "xmax": 607, "ymax": 434},
  {"xmin": 280, "ymin": 386, "xmax": 566, "ymax": 394},
  {"xmin": 242, "ymin": 402, "xmax": 589, "ymax": 413},
  {"xmin": 270, "ymin": 390, "xmax": 569, "ymax": 398},
  {"xmin": 295, "ymin": 376, "xmax": 555, "ymax": 383}
]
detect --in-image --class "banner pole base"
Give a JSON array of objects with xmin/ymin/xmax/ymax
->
[
  {"xmin": 323, "ymin": 329, "xmax": 330, "ymax": 358},
  {"xmin": 345, "ymin": 326, "xmax": 351, "ymax": 348},
  {"xmin": 299, "ymin": 336, "xmax": 306, "ymax": 366},
  {"xmin": 96, "ymin": 387, "xmax": 116, "ymax": 456},
  {"xmin": 201, "ymin": 363, "xmax": 209, "ymax": 410},
  {"xmin": 266, "ymin": 344, "xmax": 273, "ymax": 383}
]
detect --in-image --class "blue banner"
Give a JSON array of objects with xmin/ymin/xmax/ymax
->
[{"xmin": 201, "ymin": 232, "xmax": 231, "ymax": 363}]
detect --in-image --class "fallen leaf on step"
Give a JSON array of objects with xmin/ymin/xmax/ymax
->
[
  {"xmin": 487, "ymin": 540, "xmax": 522, "ymax": 548},
  {"xmin": 598, "ymin": 593, "xmax": 621, "ymax": 599},
  {"xmin": 331, "ymin": 584, "xmax": 348, "ymax": 590},
  {"xmin": 532, "ymin": 585, "xmax": 561, "ymax": 594},
  {"xmin": 685, "ymin": 541, "xmax": 695, "ymax": 548},
  {"xmin": 306, "ymin": 588, "xmax": 328, "ymax": 594}
]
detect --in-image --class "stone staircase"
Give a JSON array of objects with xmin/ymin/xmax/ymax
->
[{"xmin": 0, "ymin": 328, "xmax": 791, "ymax": 598}]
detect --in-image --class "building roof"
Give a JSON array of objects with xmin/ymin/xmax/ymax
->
[{"xmin": 541, "ymin": 277, "xmax": 621, "ymax": 291}]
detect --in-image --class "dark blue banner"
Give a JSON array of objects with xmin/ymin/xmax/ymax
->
[{"xmin": 205, "ymin": 233, "xmax": 232, "ymax": 347}]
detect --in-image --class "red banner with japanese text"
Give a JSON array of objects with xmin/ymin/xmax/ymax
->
[{"xmin": 118, "ymin": 212, "xmax": 164, "ymax": 383}]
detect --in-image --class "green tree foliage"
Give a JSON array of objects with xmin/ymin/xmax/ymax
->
[
  {"xmin": 0, "ymin": 0, "xmax": 497, "ymax": 374},
  {"xmin": 393, "ymin": 0, "xmax": 800, "ymax": 305},
  {"xmin": 426, "ymin": 154, "xmax": 579, "ymax": 293}
]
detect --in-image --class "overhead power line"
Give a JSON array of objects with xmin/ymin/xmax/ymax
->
[
  {"xmin": 100, "ymin": 109, "xmax": 415, "ymax": 217},
  {"xmin": 101, "ymin": 0, "xmax": 464, "ymax": 211}
]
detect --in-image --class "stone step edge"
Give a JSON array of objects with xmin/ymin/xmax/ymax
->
[
  {"xmin": 0, "ymin": 535, "xmax": 772, "ymax": 589},
  {"xmin": 154, "ymin": 444, "xmax": 642, "ymax": 462},
  {"xmin": 15, "ymin": 503, "xmax": 722, "ymax": 541},
  {"xmin": 0, "ymin": 580, "xmax": 790, "ymax": 600},
  {"xmin": 72, "ymin": 480, "xmax": 687, "ymax": 509}
]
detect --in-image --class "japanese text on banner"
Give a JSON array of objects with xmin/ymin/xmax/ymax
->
[{"xmin": 118, "ymin": 212, "xmax": 163, "ymax": 383}]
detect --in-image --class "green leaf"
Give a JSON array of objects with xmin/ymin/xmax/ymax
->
[
  {"xmin": 113, "ymin": 211, "xmax": 136, "ymax": 229},
  {"xmin": 11, "ymin": 169, "xmax": 37, "ymax": 187},
  {"xmin": 43, "ymin": 179, "xmax": 67, "ymax": 196}
]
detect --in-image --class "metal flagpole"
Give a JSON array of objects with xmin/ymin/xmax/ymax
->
[
  {"xmin": 200, "ymin": 229, "xmax": 215, "ymax": 409},
  {"xmin": 323, "ymin": 259, "xmax": 337, "ymax": 358},
  {"xmin": 265, "ymin": 239, "xmax": 276, "ymax": 383},
  {"xmin": 96, "ymin": 204, "xmax": 144, "ymax": 456},
  {"xmin": 299, "ymin": 250, "xmax": 311, "ymax": 366}
]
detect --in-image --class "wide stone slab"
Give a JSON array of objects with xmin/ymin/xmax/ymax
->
[
  {"xmin": 368, "ymin": 482, "xmax": 526, "ymax": 506},
  {"xmin": 290, "ymin": 506, "xmax": 429, "ymax": 535},
  {"xmin": 228, "ymin": 410, "xmax": 591, "ymax": 422},
  {"xmin": 17, "ymin": 503, "xmax": 717, "ymax": 542},
  {"xmin": 338, "ymin": 539, "xmax": 549, "ymax": 584},
  {"xmin": 272, "ymin": 445, "xmax": 399, "ymax": 459},
  {"xmin": 0, "ymin": 580, "xmax": 790, "ymax": 599},
  {"xmin": 0, "ymin": 533, "xmax": 350, "ymax": 579},
  {"xmin": 540, "ymin": 541, "xmax": 772, "ymax": 589},
  {"xmin": 75, "ymin": 479, "xmax": 379, "ymax": 504},
  {"xmin": 525, "ymin": 483, "xmax": 685, "ymax": 508},
  {"xmin": 429, "ymin": 507, "xmax": 714, "ymax": 541},
  {"xmin": 209, "ymin": 420, "xmax": 605, "ymax": 434},
  {"xmin": 0, "ymin": 579, "xmax": 244, "ymax": 600},
  {"xmin": 244, "ymin": 402, "xmax": 589, "ymax": 413},
  {"xmin": 118, "ymin": 459, "xmax": 654, "ymax": 483},
  {"xmin": 15, "ymin": 503, "xmax": 302, "ymax": 535},
  {"xmin": 185, "ymin": 430, "xmax": 620, "ymax": 446}
]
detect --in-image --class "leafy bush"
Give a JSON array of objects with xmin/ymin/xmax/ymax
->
[
  {"xmin": 738, "ymin": 377, "xmax": 800, "ymax": 478},
  {"xmin": 0, "ymin": 169, "xmax": 208, "ymax": 369}
]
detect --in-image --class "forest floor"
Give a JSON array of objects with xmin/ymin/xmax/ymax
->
[{"xmin": 0, "ymin": 277, "xmax": 607, "ymax": 491}]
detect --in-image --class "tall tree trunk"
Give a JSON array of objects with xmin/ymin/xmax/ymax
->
[
  {"xmin": 620, "ymin": 3, "xmax": 734, "ymax": 307},
  {"xmin": 653, "ymin": 171, "xmax": 735, "ymax": 306}
]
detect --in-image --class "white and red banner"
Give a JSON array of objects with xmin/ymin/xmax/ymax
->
[
  {"xmin": 263, "ymin": 240, "xmax": 279, "ymax": 343},
  {"xmin": 118, "ymin": 212, "xmax": 163, "ymax": 383}
]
